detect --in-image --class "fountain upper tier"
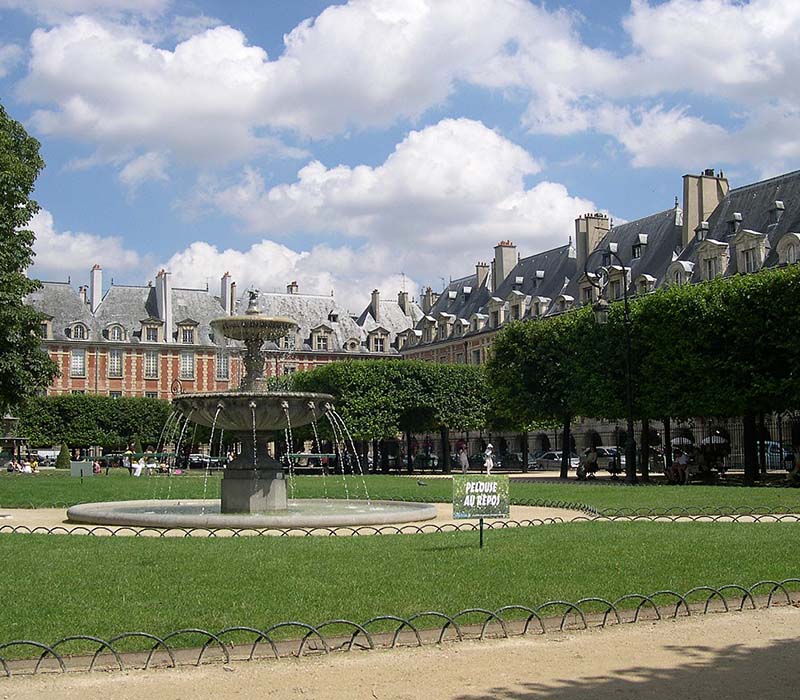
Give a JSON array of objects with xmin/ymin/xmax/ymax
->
[
  {"xmin": 173, "ymin": 391, "xmax": 335, "ymax": 431},
  {"xmin": 210, "ymin": 315, "xmax": 296, "ymax": 343}
]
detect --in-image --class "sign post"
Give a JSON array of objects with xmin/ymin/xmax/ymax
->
[{"xmin": 452, "ymin": 475, "xmax": 509, "ymax": 548}]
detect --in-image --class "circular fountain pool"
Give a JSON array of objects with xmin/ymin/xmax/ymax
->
[{"xmin": 66, "ymin": 499, "xmax": 438, "ymax": 529}]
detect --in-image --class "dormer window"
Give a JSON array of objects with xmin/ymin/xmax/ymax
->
[
  {"xmin": 742, "ymin": 248, "xmax": 759, "ymax": 273},
  {"xmin": 280, "ymin": 334, "xmax": 296, "ymax": 350},
  {"xmin": 514, "ymin": 276, "xmax": 524, "ymax": 286},
  {"xmin": 601, "ymin": 252, "xmax": 611, "ymax": 266},
  {"xmin": 40, "ymin": 322, "xmax": 48, "ymax": 338},
  {"xmin": 491, "ymin": 310, "xmax": 500, "ymax": 327},
  {"xmin": 609, "ymin": 279, "xmax": 622, "ymax": 299},
  {"xmin": 581, "ymin": 285, "xmax": 595, "ymax": 304},
  {"xmin": 776, "ymin": 232, "xmax": 800, "ymax": 265},
  {"xmin": 704, "ymin": 256, "xmax": 721, "ymax": 279},
  {"xmin": 769, "ymin": 201, "xmax": 785, "ymax": 226},
  {"xmin": 315, "ymin": 334, "xmax": 329, "ymax": 351},
  {"xmin": 695, "ymin": 222, "xmax": 709, "ymax": 241},
  {"xmin": 372, "ymin": 335, "xmax": 386, "ymax": 353},
  {"xmin": 328, "ymin": 312, "xmax": 339, "ymax": 323},
  {"xmin": 631, "ymin": 244, "xmax": 642, "ymax": 259},
  {"xmin": 181, "ymin": 327, "xmax": 195, "ymax": 344},
  {"xmin": 511, "ymin": 305, "xmax": 520, "ymax": 320},
  {"xmin": 109, "ymin": 325, "xmax": 124, "ymax": 341},
  {"xmin": 70, "ymin": 323, "xmax": 88, "ymax": 340}
]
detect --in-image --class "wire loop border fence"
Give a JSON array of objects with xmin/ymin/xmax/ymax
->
[{"xmin": 2, "ymin": 577, "xmax": 799, "ymax": 678}]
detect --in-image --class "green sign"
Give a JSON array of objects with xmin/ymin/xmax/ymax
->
[{"xmin": 452, "ymin": 475, "xmax": 510, "ymax": 519}]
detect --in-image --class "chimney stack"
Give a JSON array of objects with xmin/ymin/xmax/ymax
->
[
  {"xmin": 287, "ymin": 281, "xmax": 299, "ymax": 294},
  {"xmin": 89, "ymin": 264, "xmax": 102, "ymax": 313},
  {"xmin": 370, "ymin": 289, "xmax": 381, "ymax": 323},
  {"xmin": 229, "ymin": 282, "xmax": 237, "ymax": 314},
  {"xmin": 79, "ymin": 285, "xmax": 88, "ymax": 305},
  {"xmin": 492, "ymin": 240, "xmax": 517, "ymax": 292},
  {"xmin": 475, "ymin": 262, "xmax": 490, "ymax": 288},
  {"xmin": 574, "ymin": 213, "xmax": 610, "ymax": 274},
  {"xmin": 398, "ymin": 290, "xmax": 410, "ymax": 316},
  {"xmin": 220, "ymin": 272, "xmax": 232, "ymax": 314},
  {"xmin": 422, "ymin": 287, "xmax": 440, "ymax": 314},
  {"xmin": 682, "ymin": 169, "xmax": 729, "ymax": 248},
  {"xmin": 155, "ymin": 269, "xmax": 173, "ymax": 342}
]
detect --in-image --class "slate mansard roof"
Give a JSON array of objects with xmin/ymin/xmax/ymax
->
[
  {"xmin": 28, "ymin": 279, "xmax": 417, "ymax": 354},
  {"xmin": 679, "ymin": 168, "xmax": 800, "ymax": 270},
  {"xmin": 566, "ymin": 206, "xmax": 683, "ymax": 300}
]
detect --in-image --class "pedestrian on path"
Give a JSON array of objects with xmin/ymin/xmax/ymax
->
[
  {"xmin": 458, "ymin": 447, "xmax": 469, "ymax": 474},
  {"xmin": 484, "ymin": 443, "xmax": 494, "ymax": 475}
]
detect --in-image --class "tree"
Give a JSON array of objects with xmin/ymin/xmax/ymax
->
[
  {"xmin": 0, "ymin": 103, "xmax": 59, "ymax": 413},
  {"xmin": 487, "ymin": 311, "xmax": 595, "ymax": 478},
  {"xmin": 18, "ymin": 394, "xmax": 173, "ymax": 449},
  {"xmin": 55, "ymin": 443, "xmax": 71, "ymax": 469},
  {"xmin": 291, "ymin": 360, "xmax": 487, "ymax": 471}
]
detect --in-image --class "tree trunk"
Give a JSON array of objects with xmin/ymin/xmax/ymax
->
[
  {"xmin": 521, "ymin": 430, "xmax": 529, "ymax": 473},
  {"xmin": 406, "ymin": 432, "xmax": 414, "ymax": 473},
  {"xmin": 743, "ymin": 413, "xmax": 759, "ymax": 484},
  {"xmin": 560, "ymin": 416, "xmax": 571, "ymax": 479},
  {"xmin": 440, "ymin": 426, "xmax": 451, "ymax": 473},
  {"xmin": 380, "ymin": 439, "xmax": 390, "ymax": 473},
  {"xmin": 371, "ymin": 439, "xmax": 379, "ymax": 474},
  {"xmin": 758, "ymin": 413, "xmax": 768, "ymax": 475},
  {"xmin": 663, "ymin": 417, "xmax": 671, "ymax": 475},
  {"xmin": 640, "ymin": 418, "xmax": 650, "ymax": 482}
]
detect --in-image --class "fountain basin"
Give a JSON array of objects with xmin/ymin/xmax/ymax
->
[
  {"xmin": 172, "ymin": 391, "xmax": 335, "ymax": 431},
  {"xmin": 66, "ymin": 499, "xmax": 438, "ymax": 529}
]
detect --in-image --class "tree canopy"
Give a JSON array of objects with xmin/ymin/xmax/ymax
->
[
  {"xmin": 0, "ymin": 102, "xmax": 58, "ymax": 412},
  {"xmin": 290, "ymin": 359, "xmax": 487, "ymax": 440}
]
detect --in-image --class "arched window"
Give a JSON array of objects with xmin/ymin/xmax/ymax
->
[
  {"xmin": 72, "ymin": 324, "xmax": 87, "ymax": 340},
  {"xmin": 788, "ymin": 243, "xmax": 797, "ymax": 264},
  {"xmin": 673, "ymin": 271, "xmax": 682, "ymax": 286},
  {"xmin": 109, "ymin": 325, "xmax": 123, "ymax": 341}
]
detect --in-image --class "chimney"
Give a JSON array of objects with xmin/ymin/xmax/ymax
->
[
  {"xmin": 89, "ymin": 264, "xmax": 102, "ymax": 313},
  {"xmin": 371, "ymin": 289, "xmax": 381, "ymax": 322},
  {"xmin": 574, "ymin": 213, "xmax": 610, "ymax": 274},
  {"xmin": 220, "ymin": 272, "xmax": 232, "ymax": 314},
  {"xmin": 682, "ymin": 169, "xmax": 729, "ymax": 248},
  {"xmin": 422, "ymin": 286, "xmax": 440, "ymax": 314},
  {"xmin": 79, "ymin": 285, "xmax": 88, "ymax": 305},
  {"xmin": 492, "ymin": 240, "xmax": 516, "ymax": 292},
  {"xmin": 155, "ymin": 269, "xmax": 173, "ymax": 342},
  {"xmin": 398, "ymin": 290, "xmax": 410, "ymax": 316},
  {"xmin": 229, "ymin": 282, "xmax": 236, "ymax": 315},
  {"xmin": 287, "ymin": 281, "xmax": 299, "ymax": 294},
  {"xmin": 475, "ymin": 262, "xmax": 490, "ymax": 288}
]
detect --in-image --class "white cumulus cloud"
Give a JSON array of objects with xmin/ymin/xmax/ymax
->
[
  {"xmin": 157, "ymin": 239, "xmax": 417, "ymax": 314},
  {"xmin": 186, "ymin": 119, "xmax": 596, "ymax": 293},
  {"xmin": 29, "ymin": 208, "xmax": 142, "ymax": 279}
]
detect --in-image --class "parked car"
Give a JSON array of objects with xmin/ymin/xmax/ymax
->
[
  {"xmin": 187, "ymin": 454, "xmax": 224, "ymax": 469},
  {"xmin": 534, "ymin": 451, "xmax": 579, "ymax": 470},
  {"xmin": 581, "ymin": 446, "xmax": 625, "ymax": 472},
  {"xmin": 758, "ymin": 441, "xmax": 795, "ymax": 469}
]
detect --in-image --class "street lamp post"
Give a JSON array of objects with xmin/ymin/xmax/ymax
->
[{"xmin": 584, "ymin": 249, "xmax": 638, "ymax": 484}]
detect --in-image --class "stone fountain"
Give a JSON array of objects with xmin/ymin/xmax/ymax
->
[
  {"xmin": 172, "ymin": 290, "xmax": 331, "ymax": 513},
  {"xmin": 66, "ymin": 290, "xmax": 437, "ymax": 529}
]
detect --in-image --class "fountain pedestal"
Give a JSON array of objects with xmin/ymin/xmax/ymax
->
[
  {"xmin": 221, "ymin": 468, "xmax": 287, "ymax": 513},
  {"xmin": 221, "ymin": 436, "xmax": 288, "ymax": 513}
]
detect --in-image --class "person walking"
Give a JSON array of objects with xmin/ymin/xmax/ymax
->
[
  {"xmin": 458, "ymin": 446, "xmax": 469, "ymax": 474},
  {"xmin": 483, "ymin": 443, "xmax": 494, "ymax": 476}
]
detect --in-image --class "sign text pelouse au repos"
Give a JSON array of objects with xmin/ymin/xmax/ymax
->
[{"xmin": 452, "ymin": 475, "xmax": 510, "ymax": 519}]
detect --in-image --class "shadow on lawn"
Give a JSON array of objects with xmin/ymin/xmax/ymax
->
[{"xmin": 453, "ymin": 637, "xmax": 800, "ymax": 700}]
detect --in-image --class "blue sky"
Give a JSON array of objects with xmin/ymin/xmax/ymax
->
[{"xmin": 1, "ymin": 0, "xmax": 797, "ymax": 310}]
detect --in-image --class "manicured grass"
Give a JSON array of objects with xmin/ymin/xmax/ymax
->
[
  {"xmin": 1, "ymin": 522, "xmax": 797, "ymax": 652},
  {"xmin": 2, "ymin": 470, "xmax": 800, "ymax": 513}
]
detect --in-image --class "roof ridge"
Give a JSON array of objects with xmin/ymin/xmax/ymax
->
[
  {"xmin": 729, "ymin": 168, "xmax": 800, "ymax": 193},
  {"xmin": 518, "ymin": 243, "xmax": 570, "ymax": 263}
]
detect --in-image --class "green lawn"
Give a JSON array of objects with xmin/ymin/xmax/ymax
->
[
  {"xmin": 2, "ymin": 470, "xmax": 800, "ymax": 513},
  {"xmin": 1, "ymin": 522, "xmax": 797, "ymax": 653}
]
